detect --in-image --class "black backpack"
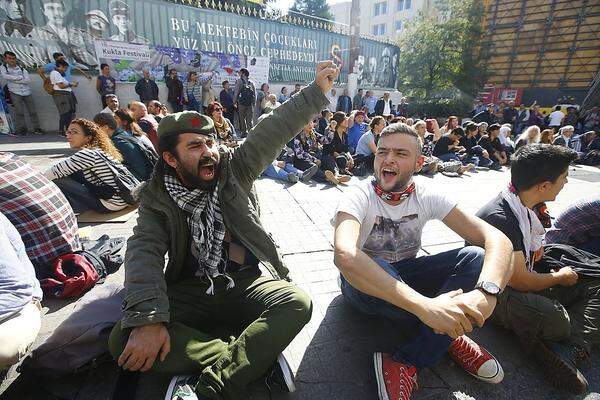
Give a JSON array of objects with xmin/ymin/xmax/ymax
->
[
  {"xmin": 119, "ymin": 134, "xmax": 158, "ymax": 179},
  {"xmin": 96, "ymin": 152, "xmax": 141, "ymax": 205},
  {"xmin": 238, "ymin": 79, "xmax": 254, "ymax": 106}
]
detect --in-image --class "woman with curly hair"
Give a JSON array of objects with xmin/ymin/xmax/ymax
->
[{"xmin": 44, "ymin": 118, "xmax": 138, "ymax": 213}]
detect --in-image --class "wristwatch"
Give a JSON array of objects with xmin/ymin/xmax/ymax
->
[{"xmin": 475, "ymin": 281, "xmax": 502, "ymax": 297}]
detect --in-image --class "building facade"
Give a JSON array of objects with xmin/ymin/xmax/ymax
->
[
  {"xmin": 480, "ymin": 0, "xmax": 600, "ymax": 106},
  {"xmin": 330, "ymin": 0, "xmax": 438, "ymax": 41}
]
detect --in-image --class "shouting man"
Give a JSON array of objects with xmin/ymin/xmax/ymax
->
[
  {"xmin": 109, "ymin": 61, "xmax": 340, "ymax": 399},
  {"xmin": 333, "ymin": 122, "xmax": 514, "ymax": 400}
]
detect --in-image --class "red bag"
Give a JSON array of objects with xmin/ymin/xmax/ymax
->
[{"xmin": 41, "ymin": 253, "xmax": 100, "ymax": 298}]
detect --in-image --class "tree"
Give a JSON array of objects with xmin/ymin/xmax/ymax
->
[
  {"xmin": 290, "ymin": 0, "xmax": 333, "ymax": 20},
  {"xmin": 397, "ymin": 0, "xmax": 486, "ymax": 99}
]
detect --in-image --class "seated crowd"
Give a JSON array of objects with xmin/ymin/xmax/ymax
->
[{"xmin": 1, "ymin": 60, "xmax": 600, "ymax": 400}]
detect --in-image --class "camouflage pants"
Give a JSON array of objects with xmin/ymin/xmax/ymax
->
[{"xmin": 489, "ymin": 278, "xmax": 600, "ymax": 352}]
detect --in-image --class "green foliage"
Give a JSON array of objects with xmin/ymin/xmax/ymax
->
[
  {"xmin": 408, "ymin": 97, "xmax": 473, "ymax": 118},
  {"xmin": 290, "ymin": 0, "xmax": 333, "ymax": 20},
  {"xmin": 397, "ymin": 0, "xmax": 486, "ymax": 100}
]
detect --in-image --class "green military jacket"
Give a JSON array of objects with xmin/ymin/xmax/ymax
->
[{"xmin": 121, "ymin": 82, "xmax": 329, "ymax": 328}]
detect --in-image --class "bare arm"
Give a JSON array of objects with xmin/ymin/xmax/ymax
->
[
  {"xmin": 334, "ymin": 212, "xmax": 479, "ymax": 338},
  {"xmin": 508, "ymin": 250, "xmax": 577, "ymax": 292},
  {"xmin": 444, "ymin": 206, "xmax": 513, "ymax": 290}
]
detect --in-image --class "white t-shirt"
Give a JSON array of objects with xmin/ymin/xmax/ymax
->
[
  {"xmin": 383, "ymin": 100, "xmax": 391, "ymax": 116},
  {"xmin": 334, "ymin": 180, "xmax": 456, "ymax": 263},
  {"xmin": 548, "ymin": 110, "xmax": 565, "ymax": 126},
  {"xmin": 50, "ymin": 70, "xmax": 71, "ymax": 92}
]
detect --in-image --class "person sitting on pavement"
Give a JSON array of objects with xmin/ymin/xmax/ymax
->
[
  {"xmin": 107, "ymin": 61, "xmax": 341, "ymax": 400},
  {"xmin": 333, "ymin": 122, "xmax": 514, "ymax": 400},
  {"xmin": 476, "ymin": 122, "xmax": 488, "ymax": 140},
  {"xmin": 317, "ymin": 109, "xmax": 332, "ymax": 135},
  {"xmin": 45, "ymin": 118, "xmax": 135, "ymax": 214},
  {"xmin": 478, "ymin": 123, "xmax": 508, "ymax": 166},
  {"xmin": 347, "ymin": 110, "xmax": 369, "ymax": 154},
  {"xmin": 93, "ymin": 112, "xmax": 155, "ymax": 181},
  {"xmin": 147, "ymin": 100, "xmax": 167, "ymax": 123},
  {"xmin": 499, "ymin": 124, "xmax": 515, "ymax": 153},
  {"xmin": 292, "ymin": 122, "xmax": 337, "ymax": 185},
  {"xmin": 553, "ymin": 125, "xmax": 575, "ymax": 148},
  {"xmin": 321, "ymin": 112, "xmax": 354, "ymax": 177},
  {"xmin": 476, "ymin": 144, "xmax": 598, "ymax": 394},
  {"xmin": 440, "ymin": 115, "xmax": 459, "ymax": 135},
  {"xmin": 129, "ymin": 101, "xmax": 158, "ymax": 149},
  {"xmin": 206, "ymin": 101, "xmax": 238, "ymax": 148},
  {"xmin": 0, "ymin": 212, "xmax": 42, "ymax": 375},
  {"xmin": 354, "ymin": 115, "xmax": 386, "ymax": 174},
  {"xmin": 432, "ymin": 127, "xmax": 469, "ymax": 163},
  {"xmin": 459, "ymin": 122, "xmax": 498, "ymax": 169},
  {"xmin": 0, "ymin": 152, "xmax": 80, "ymax": 270},
  {"xmin": 100, "ymin": 94, "xmax": 120, "ymax": 114},
  {"xmin": 114, "ymin": 108, "xmax": 155, "ymax": 150},
  {"xmin": 545, "ymin": 196, "xmax": 600, "ymax": 256},
  {"xmin": 514, "ymin": 125, "xmax": 541, "ymax": 150}
]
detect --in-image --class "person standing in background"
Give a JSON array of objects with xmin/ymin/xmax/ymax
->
[
  {"xmin": 219, "ymin": 80, "xmax": 235, "ymax": 122},
  {"xmin": 164, "ymin": 67, "xmax": 184, "ymax": 113},
  {"xmin": 1, "ymin": 51, "xmax": 42, "ymax": 135},
  {"xmin": 96, "ymin": 63, "xmax": 116, "ymax": 108},
  {"xmin": 135, "ymin": 69, "xmax": 159, "ymax": 104},
  {"xmin": 233, "ymin": 68, "xmax": 256, "ymax": 137}
]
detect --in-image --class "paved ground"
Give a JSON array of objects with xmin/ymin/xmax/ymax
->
[{"xmin": 1, "ymin": 133, "xmax": 600, "ymax": 400}]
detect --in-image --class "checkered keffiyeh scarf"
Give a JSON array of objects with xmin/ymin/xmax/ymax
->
[{"xmin": 164, "ymin": 173, "xmax": 231, "ymax": 294}]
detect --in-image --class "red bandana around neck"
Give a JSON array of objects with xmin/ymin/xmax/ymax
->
[{"xmin": 371, "ymin": 179, "xmax": 415, "ymax": 202}]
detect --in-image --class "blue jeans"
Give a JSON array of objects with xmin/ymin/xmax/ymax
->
[
  {"xmin": 53, "ymin": 176, "xmax": 108, "ymax": 213},
  {"xmin": 261, "ymin": 163, "xmax": 302, "ymax": 182},
  {"xmin": 340, "ymin": 246, "xmax": 484, "ymax": 368},
  {"xmin": 437, "ymin": 153, "xmax": 460, "ymax": 162}
]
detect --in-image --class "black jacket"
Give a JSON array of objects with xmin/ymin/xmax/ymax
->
[
  {"xmin": 374, "ymin": 98, "xmax": 393, "ymax": 116},
  {"xmin": 134, "ymin": 78, "xmax": 159, "ymax": 103}
]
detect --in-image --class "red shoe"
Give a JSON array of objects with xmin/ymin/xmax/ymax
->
[
  {"xmin": 448, "ymin": 335, "xmax": 504, "ymax": 384},
  {"xmin": 373, "ymin": 352, "xmax": 418, "ymax": 400}
]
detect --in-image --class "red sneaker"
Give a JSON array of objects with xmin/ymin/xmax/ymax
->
[
  {"xmin": 448, "ymin": 335, "xmax": 504, "ymax": 384},
  {"xmin": 373, "ymin": 352, "xmax": 418, "ymax": 400}
]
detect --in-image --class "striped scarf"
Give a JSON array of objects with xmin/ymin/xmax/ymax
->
[{"xmin": 164, "ymin": 173, "xmax": 232, "ymax": 294}]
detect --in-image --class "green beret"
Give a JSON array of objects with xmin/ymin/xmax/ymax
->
[{"xmin": 157, "ymin": 111, "xmax": 215, "ymax": 141}]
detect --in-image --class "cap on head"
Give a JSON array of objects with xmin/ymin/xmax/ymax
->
[
  {"xmin": 109, "ymin": 0, "xmax": 129, "ymax": 16},
  {"xmin": 85, "ymin": 9, "xmax": 109, "ymax": 24},
  {"xmin": 157, "ymin": 111, "xmax": 215, "ymax": 142}
]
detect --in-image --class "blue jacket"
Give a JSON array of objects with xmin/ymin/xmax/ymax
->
[{"xmin": 111, "ymin": 129, "xmax": 152, "ymax": 181}]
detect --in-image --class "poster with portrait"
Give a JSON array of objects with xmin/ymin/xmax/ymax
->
[{"xmin": 246, "ymin": 56, "xmax": 269, "ymax": 86}]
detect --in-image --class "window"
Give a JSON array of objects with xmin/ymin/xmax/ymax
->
[
  {"xmin": 397, "ymin": 0, "xmax": 404, "ymax": 11},
  {"xmin": 395, "ymin": 20, "xmax": 402, "ymax": 32},
  {"xmin": 374, "ymin": 1, "xmax": 388, "ymax": 16},
  {"xmin": 405, "ymin": 0, "xmax": 412, "ymax": 9},
  {"xmin": 373, "ymin": 23, "xmax": 386, "ymax": 36}
]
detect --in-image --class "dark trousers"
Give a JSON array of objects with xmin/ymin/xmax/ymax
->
[
  {"xmin": 341, "ymin": 247, "xmax": 484, "ymax": 368},
  {"xmin": 294, "ymin": 159, "xmax": 327, "ymax": 183},
  {"xmin": 59, "ymin": 111, "xmax": 75, "ymax": 134},
  {"xmin": 52, "ymin": 175, "xmax": 108, "ymax": 214},
  {"xmin": 169, "ymin": 101, "xmax": 184, "ymax": 113},
  {"xmin": 109, "ymin": 269, "xmax": 311, "ymax": 399},
  {"xmin": 321, "ymin": 154, "xmax": 347, "ymax": 173}
]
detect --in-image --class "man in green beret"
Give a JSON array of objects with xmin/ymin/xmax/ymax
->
[{"xmin": 109, "ymin": 61, "xmax": 340, "ymax": 399}]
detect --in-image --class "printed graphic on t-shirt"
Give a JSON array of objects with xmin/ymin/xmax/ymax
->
[{"xmin": 363, "ymin": 214, "xmax": 420, "ymax": 262}]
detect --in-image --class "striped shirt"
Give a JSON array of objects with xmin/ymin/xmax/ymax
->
[{"xmin": 45, "ymin": 148, "xmax": 128, "ymax": 211}]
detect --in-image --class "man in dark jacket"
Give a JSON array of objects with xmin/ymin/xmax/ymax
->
[
  {"xmin": 164, "ymin": 67, "xmax": 184, "ymax": 113},
  {"xmin": 336, "ymin": 88, "xmax": 352, "ymax": 114},
  {"xmin": 502, "ymin": 101, "xmax": 518, "ymax": 125},
  {"xmin": 108, "ymin": 61, "xmax": 339, "ymax": 400},
  {"xmin": 374, "ymin": 92, "xmax": 394, "ymax": 116},
  {"xmin": 472, "ymin": 103, "xmax": 497, "ymax": 125},
  {"xmin": 219, "ymin": 80, "xmax": 235, "ymax": 122},
  {"xmin": 134, "ymin": 69, "xmax": 159, "ymax": 104},
  {"xmin": 352, "ymin": 88, "xmax": 364, "ymax": 111}
]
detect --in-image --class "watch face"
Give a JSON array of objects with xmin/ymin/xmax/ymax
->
[{"xmin": 482, "ymin": 282, "xmax": 501, "ymax": 295}]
